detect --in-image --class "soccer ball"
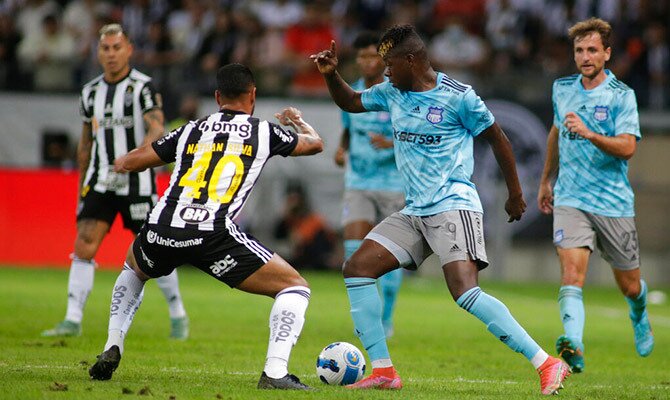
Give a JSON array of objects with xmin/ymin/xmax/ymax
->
[{"xmin": 316, "ymin": 342, "xmax": 366, "ymax": 385}]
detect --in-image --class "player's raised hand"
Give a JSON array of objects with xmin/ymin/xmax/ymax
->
[
  {"xmin": 310, "ymin": 40, "xmax": 338, "ymax": 75},
  {"xmin": 505, "ymin": 194, "xmax": 526, "ymax": 222},
  {"xmin": 537, "ymin": 181, "xmax": 554, "ymax": 214},
  {"xmin": 274, "ymin": 107, "xmax": 303, "ymax": 128}
]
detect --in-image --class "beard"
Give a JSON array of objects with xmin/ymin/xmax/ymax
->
[{"xmin": 580, "ymin": 65, "xmax": 603, "ymax": 79}]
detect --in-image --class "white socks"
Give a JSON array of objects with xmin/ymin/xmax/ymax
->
[
  {"xmin": 64, "ymin": 256, "xmax": 95, "ymax": 323},
  {"xmin": 156, "ymin": 270, "xmax": 187, "ymax": 319},
  {"xmin": 103, "ymin": 265, "xmax": 146, "ymax": 354},
  {"xmin": 530, "ymin": 349, "xmax": 550, "ymax": 369},
  {"xmin": 263, "ymin": 286, "xmax": 310, "ymax": 379}
]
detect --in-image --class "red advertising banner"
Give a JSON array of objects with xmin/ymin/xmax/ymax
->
[{"xmin": 0, "ymin": 168, "xmax": 169, "ymax": 269}]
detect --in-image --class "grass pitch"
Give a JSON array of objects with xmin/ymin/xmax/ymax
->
[{"xmin": 0, "ymin": 266, "xmax": 668, "ymax": 399}]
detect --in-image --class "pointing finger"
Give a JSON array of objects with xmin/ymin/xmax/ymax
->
[{"xmin": 330, "ymin": 40, "xmax": 336, "ymax": 54}]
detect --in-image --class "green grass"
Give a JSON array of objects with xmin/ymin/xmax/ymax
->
[{"xmin": 0, "ymin": 266, "xmax": 668, "ymax": 399}]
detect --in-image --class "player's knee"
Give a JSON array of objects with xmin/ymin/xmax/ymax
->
[
  {"xmin": 74, "ymin": 235, "xmax": 99, "ymax": 259},
  {"xmin": 342, "ymin": 255, "xmax": 366, "ymax": 278},
  {"xmin": 620, "ymin": 283, "xmax": 641, "ymax": 298},
  {"xmin": 287, "ymin": 274, "xmax": 309, "ymax": 289}
]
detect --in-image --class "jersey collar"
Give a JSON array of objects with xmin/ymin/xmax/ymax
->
[
  {"xmin": 575, "ymin": 69, "xmax": 614, "ymax": 91},
  {"xmin": 219, "ymin": 108, "xmax": 247, "ymax": 115}
]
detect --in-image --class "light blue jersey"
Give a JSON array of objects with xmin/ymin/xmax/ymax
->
[
  {"xmin": 361, "ymin": 72, "xmax": 494, "ymax": 216},
  {"xmin": 343, "ymin": 79, "xmax": 403, "ymax": 192},
  {"xmin": 552, "ymin": 70, "xmax": 641, "ymax": 217}
]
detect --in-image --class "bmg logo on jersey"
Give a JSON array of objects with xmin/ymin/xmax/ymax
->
[
  {"xmin": 209, "ymin": 255, "xmax": 238, "ymax": 277},
  {"xmin": 179, "ymin": 205, "xmax": 213, "ymax": 224}
]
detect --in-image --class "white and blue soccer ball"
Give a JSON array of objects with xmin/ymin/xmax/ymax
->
[{"xmin": 316, "ymin": 342, "xmax": 366, "ymax": 385}]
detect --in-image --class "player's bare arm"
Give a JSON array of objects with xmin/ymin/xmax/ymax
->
[
  {"xmin": 334, "ymin": 128, "xmax": 350, "ymax": 167},
  {"xmin": 538, "ymin": 125, "xmax": 559, "ymax": 214},
  {"xmin": 114, "ymin": 143, "xmax": 164, "ymax": 173},
  {"xmin": 77, "ymin": 122, "xmax": 93, "ymax": 193},
  {"xmin": 564, "ymin": 112, "xmax": 636, "ymax": 159},
  {"xmin": 479, "ymin": 122, "xmax": 526, "ymax": 222},
  {"xmin": 311, "ymin": 41, "xmax": 366, "ymax": 113},
  {"xmin": 142, "ymin": 108, "xmax": 166, "ymax": 145},
  {"xmin": 274, "ymin": 107, "xmax": 324, "ymax": 156}
]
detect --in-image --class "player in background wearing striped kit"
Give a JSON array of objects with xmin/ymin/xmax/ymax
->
[
  {"xmin": 42, "ymin": 24, "xmax": 189, "ymax": 339},
  {"xmin": 88, "ymin": 63, "xmax": 324, "ymax": 390}
]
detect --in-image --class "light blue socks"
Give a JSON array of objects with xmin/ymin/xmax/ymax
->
[
  {"xmin": 558, "ymin": 285, "xmax": 585, "ymax": 343},
  {"xmin": 344, "ymin": 277, "xmax": 389, "ymax": 362},
  {"xmin": 457, "ymin": 287, "xmax": 541, "ymax": 361},
  {"xmin": 625, "ymin": 279, "xmax": 647, "ymax": 321},
  {"xmin": 378, "ymin": 268, "xmax": 403, "ymax": 334}
]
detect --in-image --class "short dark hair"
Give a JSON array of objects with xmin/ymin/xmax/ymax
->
[
  {"xmin": 568, "ymin": 18, "xmax": 612, "ymax": 49},
  {"xmin": 377, "ymin": 24, "xmax": 425, "ymax": 59},
  {"xmin": 99, "ymin": 23, "xmax": 130, "ymax": 41},
  {"xmin": 216, "ymin": 63, "xmax": 255, "ymax": 98},
  {"xmin": 353, "ymin": 31, "xmax": 380, "ymax": 50}
]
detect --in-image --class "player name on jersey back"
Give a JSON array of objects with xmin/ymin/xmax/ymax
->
[{"xmin": 148, "ymin": 110, "xmax": 298, "ymax": 231}]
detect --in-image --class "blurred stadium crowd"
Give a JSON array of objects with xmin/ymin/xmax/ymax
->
[{"xmin": 1, "ymin": 0, "xmax": 669, "ymax": 116}]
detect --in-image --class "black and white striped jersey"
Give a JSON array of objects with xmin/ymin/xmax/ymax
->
[
  {"xmin": 148, "ymin": 109, "xmax": 299, "ymax": 231},
  {"xmin": 79, "ymin": 68, "xmax": 161, "ymax": 197}
]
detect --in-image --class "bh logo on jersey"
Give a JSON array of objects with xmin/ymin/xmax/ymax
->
[
  {"xmin": 426, "ymin": 107, "xmax": 444, "ymax": 124},
  {"xmin": 209, "ymin": 255, "xmax": 238, "ymax": 277},
  {"xmin": 593, "ymin": 105, "xmax": 609, "ymax": 121},
  {"xmin": 179, "ymin": 205, "xmax": 213, "ymax": 224}
]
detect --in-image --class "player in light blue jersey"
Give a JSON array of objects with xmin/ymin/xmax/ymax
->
[
  {"xmin": 538, "ymin": 18, "xmax": 653, "ymax": 373},
  {"xmin": 312, "ymin": 24, "xmax": 570, "ymax": 395},
  {"xmin": 335, "ymin": 32, "xmax": 405, "ymax": 338}
]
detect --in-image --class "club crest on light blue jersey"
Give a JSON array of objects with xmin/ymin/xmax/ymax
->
[
  {"xmin": 426, "ymin": 106, "xmax": 444, "ymax": 124},
  {"xmin": 593, "ymin": 105, "xmax": 609, "ymax": 121}
]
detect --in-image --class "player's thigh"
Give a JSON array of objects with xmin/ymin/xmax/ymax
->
[
  {"xmin": 76, "ymin": 190, "xmax": 115, "ymax": 246},
  {"xmin": 237, "ymin": 253, "xmax": 308, "ymax": 297},
  {"xmin": 191, "ymin": 220, "xmax": 287, "ymax": 292},
  {"xmin": 553, "ymin": 206, "xmax": 596, "ymax": 251},
  {"xmin": 119, "ymin": 194, "xmax": 156, "ymax": 234},
  {"xmin": 350, "ymin": 212, "xmax": 427, "ymax": 275},
  {"xmin": 342, "ymin": 190, "xmax": 377, "ymax": 228},
  {"xmin": 590, "ymin": 213, "xmax": 640, "ymax": 270},
  {"xmin": 421, "ymin": 210, "xmax": 489, "ymax": 271}
]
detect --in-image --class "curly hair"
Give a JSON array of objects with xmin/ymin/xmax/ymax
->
[
  {"xmin": 377, "ymin": 24, "xmax": 424, "ymax": 59},
  {"xmin": 568, "ymin": 18, "xmax": 612, "ymax": 49}
]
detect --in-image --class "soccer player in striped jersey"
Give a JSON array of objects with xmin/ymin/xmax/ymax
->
[
  {"xmin": 312, "ymin": 25, "xmax": 570, "ymax": 395},
  {"xmin": 42, "ymin": 24, "xmax": 189, "ymax": 339},
  {"xmin": 88, "ymin": 63, "xmax": 324, "ymax": 390},
  {"xmin": 335, "ymin": 31, "xmax": 405, "ymax": 338},
  {"xmin": 538, "ymin": 18, "xmax": 653, "ymax": 373}
]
